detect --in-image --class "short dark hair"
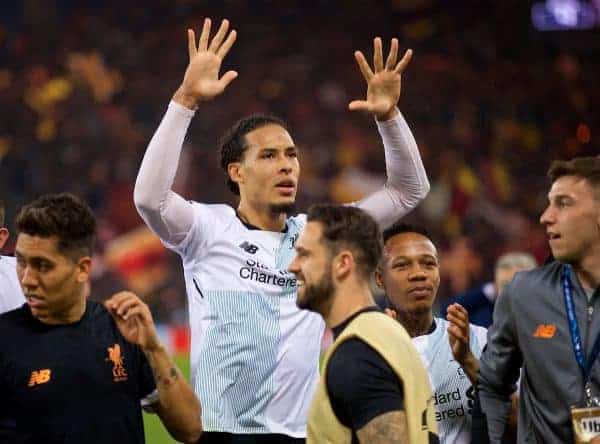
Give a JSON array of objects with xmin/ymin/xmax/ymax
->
[
  {"xmin": 0, "ymin": 200, "xmax": 4, "ymax": 228},
  {"xmin": 382, "ymin": 222, "xmax": 434, "ymax": 246},
  {"xmin": 307, "ymin": 204, "xmax": 382, "ymax": 278},
  {"xmin": 548, "ymin": 156, "xmax": 600, "ymax": 199},
  {"xmin": 16, "ymin": 193, "xmax": 96, "ymax": 260},
  {"xmin": 219, "ymin": 114, "xmax": 288, "ymax": 195}
]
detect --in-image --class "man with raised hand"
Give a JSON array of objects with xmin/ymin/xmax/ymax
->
[
  {"xmin": 134, "ymin": 17, "xmax": 429, "ymax": 442},
  {"xmin": 375, "ymin": 222, "xmax": 487, "ymax": 443}
]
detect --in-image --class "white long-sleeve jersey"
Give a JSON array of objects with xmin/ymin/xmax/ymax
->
[
  {"xmin": 0, "ymin": 256, "xmax": 24, "ymax": 315},
  {"xmin": 134, "ymin": 101, "xmax": 429, "ymax": 435}
]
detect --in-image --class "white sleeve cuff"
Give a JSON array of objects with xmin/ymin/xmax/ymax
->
[{"xmin": 168, "ymin": 100, "xmax": 197, "ymax": 118}]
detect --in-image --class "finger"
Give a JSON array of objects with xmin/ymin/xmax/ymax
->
[
  {"xmin": 219, "ymin": 70, "xmax": 238, "ymax": 89},
  {"xmin": 385, "ymin": 38, "xmax": 398, "ymax": 70},
  {"xmin": 187, "ymin": 29, "xmax": 197, "ymax": 61},
  {"xmin": 116, "ymin": 297, "xmax": 141, "ymax": 318},
  {"xmin": 394, "ymin": 48, "xmax": 413, "ymax": 74},
  {"xmin": 446, "ymin": 313, "xmax": 468, "ymax": 330},
  {"xmin": 446, "ymin": 316, "xmax": 469, "ymax": 334},
  {"xmin": 121, "ymin": 305, "xmax": 150, "ymax": 322},
  {"xmin": 354, "ymin": 51, "xmax": 373, "ymax": 81},
  {"xmin": 373, "ymin": 37, "xmax": 384, "ymax": 72},
  {"xmin": 384, "ymin": 308, "xmax": 398, "ymax": 320},
  {"xmin": 447, "ymin": 325, "xmax": 468, "ymax": 343},
  {"xmin": 198, "ymin": 18, "xmax": 212, "ymax": 51},
  {"xmin": 208, "ymin": 19, "xmax": 229, "ymax": 53},
  {"xmin": 216, "ymin": 30, "xmax": 237, "ymax": 59},
  {"xmin": 348, "ymin": 100, "xmax": 373, "ymax": 112},
  {"xmin": 105, "ymin": 291, "xmax": 136, "ymax": 309},
  {"xmin": 447, "ymin": 304, "xmax": 468, "ymax": 321},
  {"xmin": 453, "ymin": 303, "xmax": 469, "ymax": 315}
]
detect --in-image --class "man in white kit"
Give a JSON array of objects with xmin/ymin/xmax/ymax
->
[
  {"xmin": 0, "ymin": 201, "xmax": 24, "ymax": 314},
  {"xmin": 375, "ymin": 222, "xmax": 487, "ymax": 444},
  {"xmin": 134, "ymin": 18, "xmax": 430, "ymax": 443}
]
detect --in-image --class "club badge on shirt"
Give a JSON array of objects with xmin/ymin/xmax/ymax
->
[{"xmin": 106, "ymin": 343, "xmax": 128, "ymax": 382}]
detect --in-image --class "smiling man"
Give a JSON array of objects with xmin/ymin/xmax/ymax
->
[
  {"xmin": 134, "ymin": 17, "xmax": 430, "ymax": 442},
  {"xmin": 375, "ymin": 222, "xmax": 487, "ymax": 444},
  {"xmin": 0, "ymin": 193, "xmax": 201, "ymax": 444},
  {"xmin": 288, "ymin": 204, "xmax": 437, "ymax": 443},
  {"xmin": 479, "ymin": 156, "xmax": 600, "ymax": 443}
]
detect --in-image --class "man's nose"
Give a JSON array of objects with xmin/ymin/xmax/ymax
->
[
  {"xmin": 20, "ymin": 266, "xmax": 38, "ymax": 287},
  {"xmin": 540, "ymin": 206, "xmax": 554, "ymax": 226}
]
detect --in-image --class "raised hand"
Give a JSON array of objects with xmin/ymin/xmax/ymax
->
[
  {"xmin": 447, "ymin": 303, "xmax": 479, "ymax": 384},
  {"xmin": 447, "ymin": 303, "xmax": 471, "ymax": 363},
  {"xmin": 349, "ymin": 37, "xmax": 412, "ymax": 120},
  {"xmin": 105, "ymin": 291, "xmax": 161, "ymax": 351},
  {"xmin": 174, "ymin": 18, "xmax": 238, "ymax": 109}
]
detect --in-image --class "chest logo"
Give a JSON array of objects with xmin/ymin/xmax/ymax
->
[
  {"xmin": 106, "ymin": 344, "xmax": 128, "ymax": 382},
  {"xmin": 28, "ymin": 369, "xmax": 51, "ymax": 387},
  {"xmin": 239, "ymin": 241, "xmax": 259, "ymax": 254},
  {"xmin": 533, "ymin": 324, "xmax": 556, "ymax": 339}
]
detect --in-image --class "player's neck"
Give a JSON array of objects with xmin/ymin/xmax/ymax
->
[
  {"xmin": 35, "ymin": 295, "xmax": 87, "ymax": 325},
  {"xmin": 572, "ymin": 246, "xmax": 600, "ymax": 291},
  {"xmin": 396, "ymin": 310, "xmax": 434, "ymax": 338},
  {"xmin": 325, "ymin": 282, "xmax": 374, "ymax": 329},
  {"xmin": 237, "ymin": 203, "xmax": 287, "ymax": 232}
]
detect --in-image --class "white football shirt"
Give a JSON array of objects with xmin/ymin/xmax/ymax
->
[
  {"xmin": 164, "ymin": 203, "xmax": 324, "ymax": 436},
  {"xmin": 0, "ymin": 256, "xmax": 24, "ymax": 314},
  {"xmin": 412, "ymin": 317, "xmax": 487, "ymax": 444}
]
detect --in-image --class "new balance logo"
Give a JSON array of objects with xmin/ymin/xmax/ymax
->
[
  {"xmin": 533, "ymin": 324, "xmax": 556, "ymax": 339},
  {"xmin": 28, "ymin": 369, "xmax": 51, "ymax": 387},
  {"xmin": 239, "ymin": 241, "xmax": 259, "ymax": 254}
]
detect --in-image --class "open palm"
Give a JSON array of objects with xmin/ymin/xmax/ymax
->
[
  {"xmin": 349, "ymin": 38, "xmax": 412, "ymax": 119},
  {"xmin": 180, "ymin": 18, "xmax": 238, "ymax": 103}
]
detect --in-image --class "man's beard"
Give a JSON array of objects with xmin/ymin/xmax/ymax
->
[
  {"xmin": 269, "ymin": 202, "xmax": 296, "ymax": 216},
  {"xmin": 297, "ymin": 268, "xmax": 334, "ymax": 316}
]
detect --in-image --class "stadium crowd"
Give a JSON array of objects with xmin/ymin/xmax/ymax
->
[
  {"xmin": 1, "ymin": 2, "xmax": 600, "ymax": 443},
  {"xmin": 0, "ymin": 0, "xmax": 598, "ymax": 322}
]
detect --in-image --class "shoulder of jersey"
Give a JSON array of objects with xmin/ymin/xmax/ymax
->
[
  {"xmin": 0, "ymin": 255, "xmax": 17, "ymax": 269},
  {"xmin": 0, "ymin": 304, "xmax": 28, "ymax": 331},
  {"xmin": 190, "ymin": 202, "xmax": 235, "ymax": 216}
]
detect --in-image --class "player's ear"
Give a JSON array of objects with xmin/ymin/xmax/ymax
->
[
  {"xmin": 333, "ymin": 250, "xmax": 354, "ymax": 280},
  {"xmin": 228, "ymin": 162, "xmax": 243, "ymax": 187},
  {"xmin": 75, "ymin": 256, "xmax": 92, "ymax": 284},
  {"xmin": 0, "ymin": 227, "xmax": 9, "ymax": 249}
]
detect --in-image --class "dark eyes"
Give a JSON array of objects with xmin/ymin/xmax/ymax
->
[
  {"xmin": 393, "ymin": 262, "xmax": 437, "ymax": 269},
  {"xmin": 15, "ymin": 259, "xmax": 53, "ymax": 272},
  {"xmin": 260, "ymin": 151, "xmax": 297, "ymax": 159}
]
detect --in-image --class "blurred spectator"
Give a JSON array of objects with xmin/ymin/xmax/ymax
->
[
  {"xmin": 439, "ymin": 251, "xmax": 538, "ymax": 327},
  {"xmin": 0, "ymin": 0, "xmax": 597, "ymax": 323}
]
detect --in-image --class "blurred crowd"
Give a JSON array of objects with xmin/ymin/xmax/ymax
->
[{"xmin": 1, "ymin": 0, "xmax": 598, "ymax": 322}]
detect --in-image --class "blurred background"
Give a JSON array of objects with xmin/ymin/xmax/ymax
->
[{"xmin": 0, "ymin": 0, "xmax": 598, "ymax": 441}]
